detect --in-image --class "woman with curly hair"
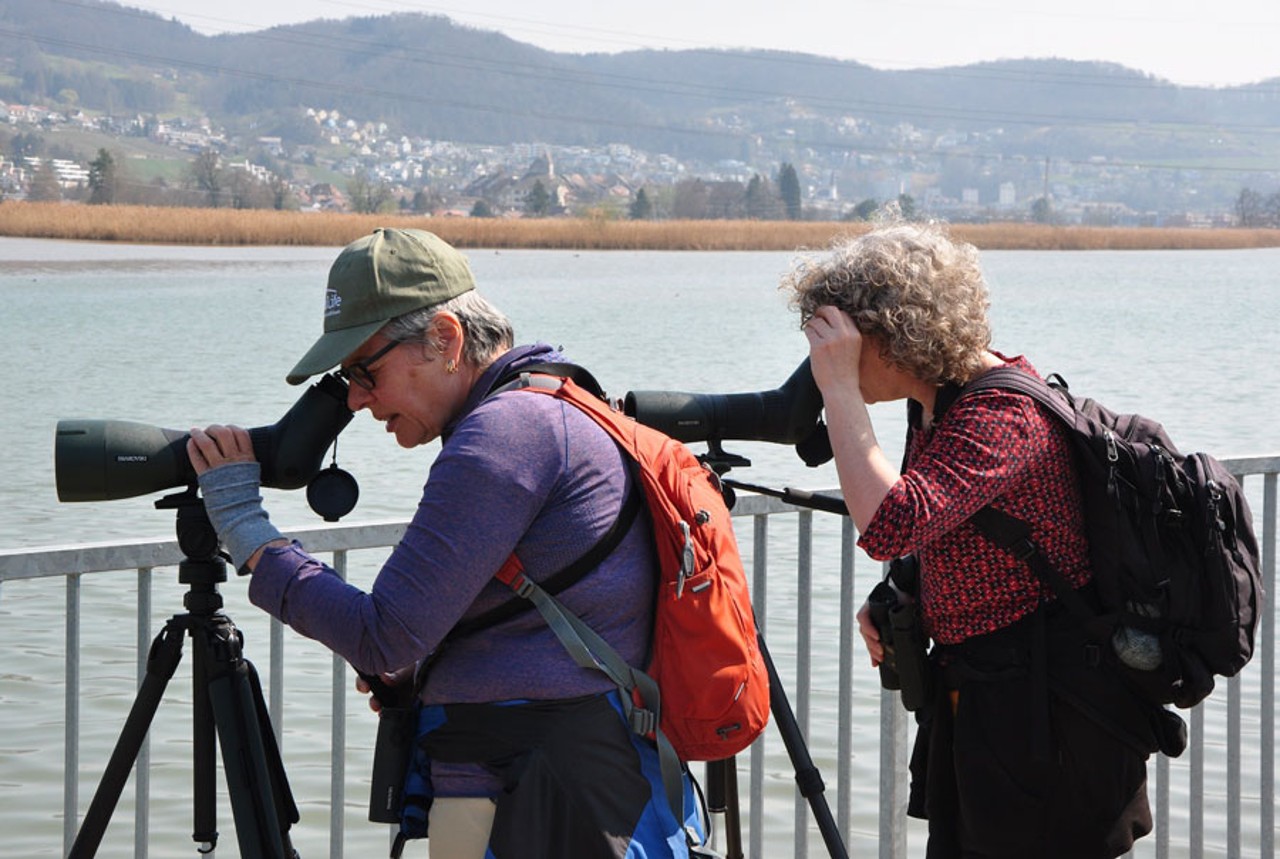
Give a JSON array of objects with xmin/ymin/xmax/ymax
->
[{"xmin": 786, "ymin": 222, "xmax": 1154, "ymax": 858}]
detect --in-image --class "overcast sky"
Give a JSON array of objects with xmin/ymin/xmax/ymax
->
[{"xmin": 116, "ymin": 0, "xmax": 1280, "ymax": 89}]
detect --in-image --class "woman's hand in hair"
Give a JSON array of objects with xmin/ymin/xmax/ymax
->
[{"xmin": 803, "ymin": 305, "xmax": 864, "ymax": 395}]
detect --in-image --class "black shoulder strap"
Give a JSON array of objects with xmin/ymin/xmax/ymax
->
[
  {"xmin": 448, "ymin": 486, "xmax": 642, "ymax": 639},
  {"xmin": 959, "ymin": 367, "xmax": 1077, "ymax": 427},
  {"xmin": 926, "ymin": 380, "xmax": 966, "ymax": 426},
  {"xmin": 447, "ymin": 361, "xmax": 640, "ymax": 640},
  {"xmin": 958, "ymin": 369, "xmax": 1103, "ymax": 627},
  {"xmin": 968, "ymin": 506, "xmax": 1098, "ymax": 624}
]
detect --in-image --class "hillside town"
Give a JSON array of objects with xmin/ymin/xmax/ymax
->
[{"xmin": 0, "ymin": 98, "xmax": 1250, "ymax": 227}]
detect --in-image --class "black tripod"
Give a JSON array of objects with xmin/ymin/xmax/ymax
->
[
  {"xmin": 68, "ymin": 488, "xmax": 300, "ymax": 859},
  {"xmin": 704, "ymin": 631, "xmax": 849, "ymax": 859}
]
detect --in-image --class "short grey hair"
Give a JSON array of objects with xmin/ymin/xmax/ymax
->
[{"xmin": 381, "ymin": 290, "xmax": 514, "ymax": 368}]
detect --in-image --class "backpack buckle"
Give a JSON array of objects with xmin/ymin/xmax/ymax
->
[
  {"xmin": 1010, "ymin": 537, "xmax": 1037, "ymax": 562},
  {"xmin": 629, "ymin": 706, "xmax": 658, "ymax": 737},
  {"xmin": 1083, "ymin": 643, "xmax": 1102, "ymax": 668},
  {"xmin": 511, "ymin": 573, "xmax": 535, "ymax": 599}
]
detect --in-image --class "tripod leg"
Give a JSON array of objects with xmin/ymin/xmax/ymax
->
[
  {"xmin": 708, "ymin": 759, "xmax": 743, "ymax": 859},
  {"xmin": 244, "ymin": 658, "xmax": 301, "ymax": 834},
  {"xmin": 68, "ymin": 618, "xmax": 187, "ymax": 859},
  {"xmin": 192, "ymin": 621, "xmax": 219, "ymax": 850},
  {"xmin": 723, "ymin": 764, "xmax": 743, "ymax": 859},
  {"xmin": 189, "ymin": 627, "xmax": 299, "ymax": 852},
  {"xmin": 198, "ymin": 617, "xmax": 297, "ymax": 859},
  {"xmin": 759, "ymin": 632, "xmax": 849, "ymax": 859}
]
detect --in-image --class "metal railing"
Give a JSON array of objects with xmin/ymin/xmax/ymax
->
[{"xmin": 0, "ymin": 456, "xmax": 1275, "ymax": 858}]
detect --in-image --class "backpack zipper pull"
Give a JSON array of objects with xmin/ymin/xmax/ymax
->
[
  {"xmin": 1207, "ymin": 478, "xmax": 1226, "ymax": 532},
  {"xmin": 677, "ymin": 520, "xmax": 695, "ymax": 598}
]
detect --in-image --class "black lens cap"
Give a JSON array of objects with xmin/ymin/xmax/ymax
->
[{"xmin": 306, "ymin": 464, "xmax": 359, "ymax": 522}]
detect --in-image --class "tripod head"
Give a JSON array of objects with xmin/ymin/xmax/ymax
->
[{"xmin": 156, "ymin": 487, "xmax": 228, "ymax": 613}]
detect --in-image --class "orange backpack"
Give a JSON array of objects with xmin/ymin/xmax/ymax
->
[{"xmin": 491, "ymin": 368, "xmax": 770, "ymax": 770}]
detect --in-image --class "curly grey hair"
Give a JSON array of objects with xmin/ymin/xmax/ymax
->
[
  {"xmin": 380, "ymin": 290, "xmax": 514, "ymax": 368},
  {"xmin": 783, "ymin": 222, "xmax": 992, "ymax": 384}
]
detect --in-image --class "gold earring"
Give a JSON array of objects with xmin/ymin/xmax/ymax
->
[{"xmin": 445, "ymin": 358, "xmax": 458, "ymax": 374}]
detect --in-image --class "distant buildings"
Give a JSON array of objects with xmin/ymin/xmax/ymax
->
[{"xmin": 0, "ymin": 97, "xmax": 1263, "ymax": 225}]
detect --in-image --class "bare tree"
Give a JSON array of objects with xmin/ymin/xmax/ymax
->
[
  {"xmin": 26, "ymin": 161, "xmax": 62, "ymax": 202},
  {"xmin": 672, "ymin": 179, "xmax": 709, "ymax": 219},
  {"xmin": 1236, "ymin": 188, "xmax": 1265, "ymax": 227},
  {"xmin": 189, "ymin": 149, "xmax": 224, "ymax": 207},
  {"xmin": 347, "ymin": 173, "xmax": 395, "ymax": 214}
]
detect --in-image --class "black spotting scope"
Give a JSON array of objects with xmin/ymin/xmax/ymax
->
[
  {"xmin": 56, "ymin": 374, "xmax": 354, "ymax": 502},
  {"xmin": 624, "ymin": 358, "xmax": 831, "ymax": 465}
]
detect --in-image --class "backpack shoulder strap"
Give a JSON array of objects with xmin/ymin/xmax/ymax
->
[
  {"xmin": 968, "ymin": 506, "xmax": 1099, "ymax": 626},
  {"xmin": 487, "ymin": 360, "xmax": 608, "ymax": 400},
  {"xmin": 446, "ymin": 363, "xmax": 640, "ymax": 639},
  {"xmin": 447, "ymin": 487, "xmax": 642, "ymax": 639},
  {"xmin": 959, "ymin": 366, "xmax": 1077, "ymax": 427},
  {"xmin": 957, "ymin": 369, "xmax": 1109, "ymax": 630},
  {"xmin": 494, "ymin": 553, "xmax": 686, "ymax": 823}
]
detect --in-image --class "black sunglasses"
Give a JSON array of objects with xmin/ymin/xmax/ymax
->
[{"xmin": 337, "ymin": 339, "xmax": 402, "ymax": 391}]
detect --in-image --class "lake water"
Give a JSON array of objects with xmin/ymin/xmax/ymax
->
[{"xmin": 1, "ymin": 237, "xmax": 1277, "ymax": 857}]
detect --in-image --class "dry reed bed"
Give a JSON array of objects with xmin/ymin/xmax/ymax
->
[{"xmin": 4, "ymin": 202, "xmax": 1280, "ymax": 251}]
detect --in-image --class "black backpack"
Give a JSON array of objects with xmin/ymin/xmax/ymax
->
[{"xmin": 959, "ymin": 368, "xmax": 1263, "ymax": 711}]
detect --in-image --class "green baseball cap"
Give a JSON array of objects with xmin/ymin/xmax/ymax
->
[{"xmin": 287, "ymin": 228, "xmax": 476, "ymax": 385}]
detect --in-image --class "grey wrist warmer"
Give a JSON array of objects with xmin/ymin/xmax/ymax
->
[{"xmin": 196, "ymin": 461, "xmax": 284, "ymax": 572}]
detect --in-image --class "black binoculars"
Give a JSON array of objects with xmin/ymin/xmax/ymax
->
[{"xmin": 865, "ymin": 555, "xmax": 933, "ymax": 712}]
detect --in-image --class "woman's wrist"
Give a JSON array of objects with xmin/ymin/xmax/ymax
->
[{"xmin": 196, "ymin": 462, "xmax": 285, "ymax": 573}]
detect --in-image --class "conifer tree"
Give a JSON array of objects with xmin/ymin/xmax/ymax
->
[
  {"xmin": 88, "ymin": 148, "xmax": 119, "ymax": 204},
  {"xmin": 778, "ymin": 163, "xmax": 802, "ymax": 220}
]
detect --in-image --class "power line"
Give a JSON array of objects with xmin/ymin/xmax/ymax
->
[
  {"xmin": 43, "ymin": 0, "xmax": 1280, "ymax": 108},
  {"xmin": 144, "ymin": 0, "xmax": 1280, "ymax": 90},
  {"xmin": 19, "ymin": 8, "xmax": 1280, "ymax": 139},
  {"xmin": 10, "ymin": 7, "xmax": 1280, "ymax": 179}
]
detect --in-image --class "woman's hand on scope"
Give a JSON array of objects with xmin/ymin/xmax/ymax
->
[{"xmin": 187, "ymin": 424, "xmax": 257, "ymax": 475}]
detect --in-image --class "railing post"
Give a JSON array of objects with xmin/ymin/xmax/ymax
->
[
  {"xmin": 877, "ymin": 557, "xmax": 910, "ymax": 859},
  {"xmin": 1261, "ymin": 473, "xmax": 1276, "ymax": 859},
  {"xmin": 136, "ymin": 567, "xmax": 153, "ymax": 859},
  {"xmin": 1190, "ymin": 703, "xmax": 1204, "ymax": 859},
  {"xmin": 1228, "ymin": 672, "xmax": 1241, "ymax": 858},
  {"xmin": 1155, "ymin": 752, "xmax": 1169, "ymax": 859},
  {"xmin": 331, "ymin": 549, "xmax": 349, "ymax": 859},
  {"xmin": 750, "ymin": 514, "xmax": 768, "ymax": 859},
  {"xmin": 794, "ymin": 510, "xmax": 813, "ymax": 857},
  {"xmin": 837, "ymin": 516, "xmax": 856, "ymax": 845},
  {"xmin": 64, "ymin": 572, "xmax": 81, "ymax": 857}
]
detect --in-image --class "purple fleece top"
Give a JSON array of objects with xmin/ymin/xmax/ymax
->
[{"xmin": 248, "ymin": 344, "xmax": 657, "ymax": 796}]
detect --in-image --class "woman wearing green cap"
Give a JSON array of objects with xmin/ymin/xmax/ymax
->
[{"xmin": 187, "ymin": 228, "xmax": 702, "ymax": 858}]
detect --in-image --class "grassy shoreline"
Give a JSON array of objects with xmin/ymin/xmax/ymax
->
[{"xmin": 4, "ymin": 202, "xmax": 1280, "ymax": 251}]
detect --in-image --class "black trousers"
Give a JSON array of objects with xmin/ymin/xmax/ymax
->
[{"xmin": 908, "ymin": 612, "xmax": 1154, "ymax": 859}]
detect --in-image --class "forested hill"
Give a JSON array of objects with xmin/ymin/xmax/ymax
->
[{"xmin": 4, "ymin": 0, "xmax": 1280, "ymax": 163}]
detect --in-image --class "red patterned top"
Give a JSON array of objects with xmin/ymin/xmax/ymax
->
[{"xmin": 858, "ymin": 355, "xmax": 1092, "ymax": 644}]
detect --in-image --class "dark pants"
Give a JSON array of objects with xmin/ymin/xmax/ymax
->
[
  {"xmin": 417, "ymin": 693, "xmax": 697, "ymax": 859},
  {"xmin": 909, "ymin": 611, "xmax": 1154, "ymax": 859}
]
